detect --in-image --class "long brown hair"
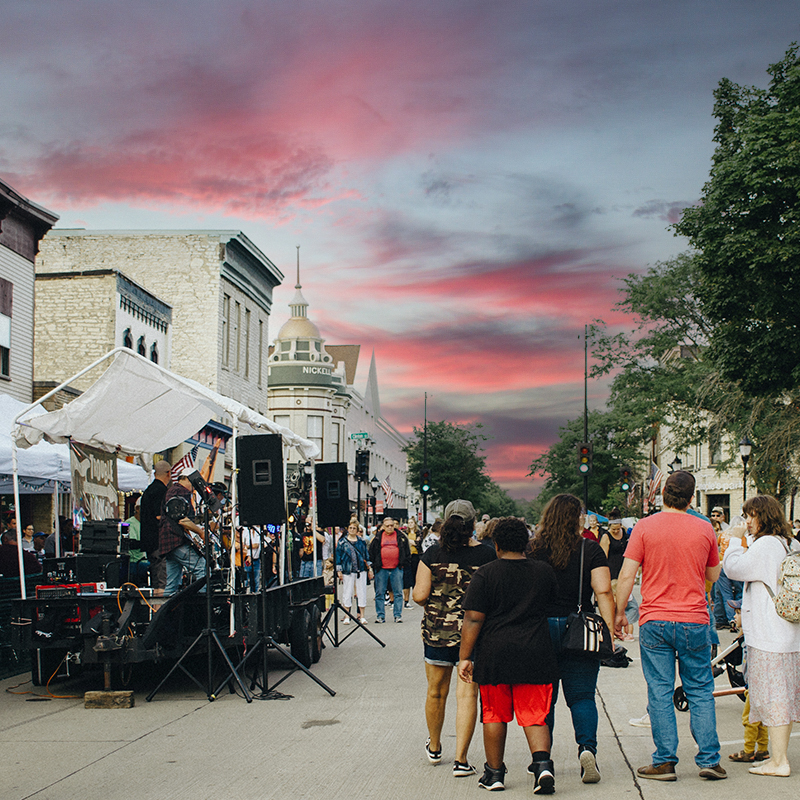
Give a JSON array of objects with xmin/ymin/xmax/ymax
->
[
  {"xmin": 742, "ymin": 495, "xmax": 793, "ymax": 542},
  {"xmin": 529, "ymin": 494, "xmax": 583, "ymax": 570}
]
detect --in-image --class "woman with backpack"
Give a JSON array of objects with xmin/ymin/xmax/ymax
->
[{"xmin": 723, "ymin": 494, "xmax": 800, "ymax": 777}]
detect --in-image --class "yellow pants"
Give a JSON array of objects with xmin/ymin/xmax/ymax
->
[{"xmin": 743, "ymin": 691, "xmax": 769, "ymax": 753}]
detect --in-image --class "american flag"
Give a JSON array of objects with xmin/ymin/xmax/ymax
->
[
  {"xmin": 647, "ymin": 461, "xmax": 664, "ymax": 505},
  {"xmin": 171, "ymin": 444, "xmax": 199, "ymax": 480},
  {"xmin": 381, "ymin": 476, "xmax": 394, "ymax": 509},
  {"xmin": 627, "ymin": 483, "xmax": 637, "ymax": 507}
]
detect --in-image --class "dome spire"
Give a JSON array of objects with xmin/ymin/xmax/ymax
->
[
  {"xmin": 296, "ymin": 244, "xmax": 301, "ymax": 289},
  {"xmin": 289, "ymin": 244, "xmax": 309, "ymax": 320}
]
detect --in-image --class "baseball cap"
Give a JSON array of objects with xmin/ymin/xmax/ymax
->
[
  {"xmin": 711, "ymin": 506, "xmax": 724, "ymax": 514},
  {"xmin": 444, "ymin": 499, "xmax": 476, "ymax": 521}
]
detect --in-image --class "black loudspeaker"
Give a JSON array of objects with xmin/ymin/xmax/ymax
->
[
  {"xmin": 236, "ymin": 434, "xmax": 286, "ymax": 526},
  {"xmin": 315, "ymin": 462, "xmax": 350, "ymax": 528}
]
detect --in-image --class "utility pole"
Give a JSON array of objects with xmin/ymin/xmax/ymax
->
[
  {"xmin": 583, "ymin": 325, "xmax": 589, "ymax": 510},
  {"xmin": 422, "ymin": 392, "xmax": 428, "ymax": 525}
]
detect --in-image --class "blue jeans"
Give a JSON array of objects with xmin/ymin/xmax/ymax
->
[
  {"xmin": 547, "ymin": 617, "xmax": 600, "ymax": 755},
  {"xmin": 244, "ymin": 560, "xmax": 261, "ymax": 592},
  {"xmin": 639, "ymin": 621, "xmax": 720, "ymax": 767},
  {"xmin": 165, "ymin": 543, "xmax": 206, "ymax": 595},
  {"xmin": 300, "ymin": 559, "xmax": 323, "ymax": 578},
  {"xmin": 713, "ymin": 569, "xmax": 742, "ymax": 624},
  {"xmin": 374, "ymin": 567, "xmax": 404, "ymax": 620}
]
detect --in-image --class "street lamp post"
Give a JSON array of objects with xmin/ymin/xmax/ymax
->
[
  {"xmin": 370, "ymin": 474, "xmax": 380, "ymax": 531},
  {"xmin": 739, "ymin": 436, "xmax": 753, "ymax": 502},
  {"xmin": 668, "ymin": 456, "xmax": 683, "ymax": 474}
]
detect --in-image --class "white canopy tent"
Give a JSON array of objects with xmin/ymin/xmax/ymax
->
[{"xmin": 11, "ymin": 347, "xmax": 319, "ymax": 597}]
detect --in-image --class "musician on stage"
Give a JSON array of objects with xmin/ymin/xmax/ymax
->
[{"xmin": 160, "ymin": 467, "xmax": 207, "ymax": 595}]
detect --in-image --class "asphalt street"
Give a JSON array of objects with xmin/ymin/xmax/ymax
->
[{"xmin": 1, "ymin": 598, "xmax": 798, "ymax": 800}]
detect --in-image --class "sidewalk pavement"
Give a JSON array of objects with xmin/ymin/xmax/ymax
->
[{"xmin": 1, "ymin": 602, "xmax": 797, "ymax": 800}]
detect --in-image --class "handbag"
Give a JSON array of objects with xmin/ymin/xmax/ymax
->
[{"xmin": 561, "ymin": 539, "xmax": 615, "ymax": 659}]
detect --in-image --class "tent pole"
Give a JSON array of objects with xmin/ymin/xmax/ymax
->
[
  {"xmin": 11, "ymin": 437, "xmax": 26, "ymax": 599},
  {"xmin": 53, "ymin": 481, "xmax": 61, "ymax": 558}
]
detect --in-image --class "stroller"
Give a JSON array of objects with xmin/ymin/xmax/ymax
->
[{"xmin": 673, "ymin": 633, "xmax": 745, "ymax": 711}]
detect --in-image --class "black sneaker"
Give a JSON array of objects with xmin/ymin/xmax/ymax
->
[
  {"xmin": 528, "ymin": 759, "xmax": 555, "ymax": 794},
  {"xmin": 453, "ymin": 760, "xmax": 477, "ymax": 777},
  {"xmin": 425, "ymin": 738, "xmax": 442, "ymax": 765},
  {"xmin": 478, "ymin": 762, "xmax": 506, "ymax": 791},
  {"xmin": 579, "ymin": 750, "xmax": 600, "ymax": 783},
  {"xmin": 404, "ymin": 601, "xmax": 412, "ymax": 609}
]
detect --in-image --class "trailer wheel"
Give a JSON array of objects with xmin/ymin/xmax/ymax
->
[
  {"xmin": 673, "ymin": 685, "xmax": 689, "ymax": 712},
  {"xmin": 289, "ymin": 608, "xmax": 313, "ymax": 668},
  {"xmin": 309, "ymin": 604, "xmax": 323, "ymax": 664}
]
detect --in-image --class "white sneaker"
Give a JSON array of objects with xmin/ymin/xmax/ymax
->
[
  {"xmin": 629, "ymin": 713, "xmax": 650, "ymax": 727},
  {"xmin": 341, "ymin": 617, "xmax": 350, "ymax": 625},
  {"xmin": 357, "ymin": 616, "xmax": 368, "ymax": 624}
]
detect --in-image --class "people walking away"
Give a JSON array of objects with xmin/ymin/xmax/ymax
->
[
  {"xmin": 459, "ymin": 517, "xmax": 559, "ymax": 793},
  {"xmin": 723, "ymin": 494, "xmax": 800, "ymax": 777},
  {"xmin": 614, "ymin": 470, "xmax": 726, "ymax": 781},
  {"xmin": 711, "ymin": 506, "xmax": 741, "ymax": 630},
  {"xmin": 599, "ymin": 508, "xmax": 637, "ymax": 640},
  {"xmin": 528, "ymin": 494, "xmax": 614, "ymax": 784},
  {"xmin": 336, "ymin": 519, "xmax": 373, "ymax": 623},
  {"xmin": 413, "ymin": 499, "xmax": 495, "ymax": 777},
  {"xmin": 368, "ymin": 517, "xmax": 410, "ymax": 622}
]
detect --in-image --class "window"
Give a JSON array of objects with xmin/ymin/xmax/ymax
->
[
  {"xmin": 274, "ymin": 414, "xmax": 291, "ymax": 430},
  {"xmin": 244, "ymin": 309, "xmax": 251, "ymax": 379},
  {"xmin": 123, "ymin": 328, "xmax": 133, "ymax": 349},
  {"xmin": 150, "ymin": 343, "xmax": 158, "ymax": 364},
  {"xmin": 234, "ymin": 301, "xmax": 241, "ymax": 372},
  {"xmin": 0, "ymin": 278, "xmax": 12, "ymax": 378},
  {"xmin": 332, "ymin": 422, "xmax": 340, "ymax": 461},
  {"xmin": 137, "ymin": 336, "xmax": 146, "ymax": 357},
  {"xmin": 709, "ymin": 426, "xmax": 722, "ymax": 465},
  {"xmin": 307, "ymin": 415, "xmax": 323, "ymax": 456},
  {"xmin": 258, "ymin": 320, "xmax": 264, "ymax": 387},
  {"xmin": 222, "ymin": 294, "xmax": 230, "ymax": 367}
]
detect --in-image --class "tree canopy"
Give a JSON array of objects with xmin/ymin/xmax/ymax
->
[
  {"xmin": 674, "ymin": 44, "xmax": 800, "ymax": 395},
  {"xmin": 403, "ymin": 420, "xmax": 516, "ymax": 517}
]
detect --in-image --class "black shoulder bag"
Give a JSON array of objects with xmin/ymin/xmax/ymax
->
[{"xmin": 561, "ymin": 539, "xmax": 615, "ymax": 659}]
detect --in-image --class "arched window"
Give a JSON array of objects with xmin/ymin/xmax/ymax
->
[
  {"xmin": 123, "ymin": 328, "xmax": 133, "ymax": 349},
  {"xmin": 137, "ymin": 336, "xmax": 146, "ymax": 357},
  {"xmin": 150, "ymin": 343, "xmax": 159, "ymax": 364}
]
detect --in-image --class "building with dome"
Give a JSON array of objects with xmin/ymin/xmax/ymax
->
[{"xmin": 268, "ymin": 264, "xmax": 409, "ymax": 518}]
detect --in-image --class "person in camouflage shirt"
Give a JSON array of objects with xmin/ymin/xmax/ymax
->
[{"xmin": 412, "ymin": 499, "xmax": 496, "ymax": 777}]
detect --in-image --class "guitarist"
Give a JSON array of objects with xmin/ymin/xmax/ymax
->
[{"xmin": 159, "ymin": 467, "xmax": 207, "ymax": 595}]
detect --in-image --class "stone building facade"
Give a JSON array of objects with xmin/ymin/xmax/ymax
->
[{"xmin": 36, "ymin": 230, "xmax": 282, "ymax": 415}]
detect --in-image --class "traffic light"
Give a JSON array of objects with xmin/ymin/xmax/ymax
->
[
  {"xmin": 420, "ymin": 467, "xmax": 432, "ymax": 494},
  {"xmin": 355, "ymin": 449, "xmax": 370, "ymax": 481},
  {"xmin": 577, "ymin": 443, "xmax": 592, "ymax": 475},
  {"xmin": 620, "ymin": 466, "xmax": 633, "ymax": 492}
]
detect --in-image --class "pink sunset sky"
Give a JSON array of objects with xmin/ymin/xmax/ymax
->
[{"xmin": 1, "ymin": 0, "xmax": 797, "ymax": 498}]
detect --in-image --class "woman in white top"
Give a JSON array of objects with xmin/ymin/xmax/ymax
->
[{"xmin": 723, "ymin": 494, "xmax": 800, "ymax": 777}]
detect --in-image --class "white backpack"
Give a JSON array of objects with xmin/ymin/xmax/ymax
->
[{"xmin": 760, "ymin": 538, "xmax": 800, "ymax": 623}]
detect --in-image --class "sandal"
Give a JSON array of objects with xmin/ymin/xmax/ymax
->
[
  {"xmin": 754, "ymin": 751, "xmax": 770, "ymax": 761},
  {"xmin": 729, "ymin": 750, "xmax": 756, "ymax": 762}
]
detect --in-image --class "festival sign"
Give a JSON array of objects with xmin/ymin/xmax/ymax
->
[{"xmin": 69, "ymin": 441, "xmax": 119, "ymax": 526}]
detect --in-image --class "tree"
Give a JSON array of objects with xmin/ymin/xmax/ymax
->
[
  {"xmin": 529, "ymin": 410, "xmax": 642, "ymax": 513},
  {"xmin": 674, "ymin": 44, "xmax": 800, "ymax": 395},
  {"xmin": 403, "ymin": 420, "xmax": 491, "ymax": 509},
  {"xmin": 591, "ymin": 252, "xmax": 800, "ymax": 499}
]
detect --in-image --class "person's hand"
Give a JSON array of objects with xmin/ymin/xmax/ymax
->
[
  {"xmin": 614, "ymin": 611, "xmax": 629, "ymax": 640},
  {"xmin": 457, "ymin": 659, "xmax": 473, "ymax": 683}
]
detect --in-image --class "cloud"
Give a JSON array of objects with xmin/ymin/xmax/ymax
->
[{"xmin": 633, "ymin": 199, "xmax": 695, "ymax": 224}]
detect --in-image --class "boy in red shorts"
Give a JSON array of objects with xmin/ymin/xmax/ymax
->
[{"xmin": 458, "ymin": 517, "xmax": 559, "ymax": 792}]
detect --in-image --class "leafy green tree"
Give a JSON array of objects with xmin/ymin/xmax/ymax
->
[
  {"xmin": 475, "ymin": 480, "xmax": 519, "ymax": 518},
  {"xmin": 529, "ymin": 410, "xmax": 643, "ymax": 514},
  {"xmin": 403, "ymin": 420, "xmax": 491, "ymax": 509},
  {"xmin": 591, "ymin": 252, "xmax": 800, "ymax": 499},
  {"xmin": 674, "ymin": 44, "xmax": 800, "ymax": 395}
]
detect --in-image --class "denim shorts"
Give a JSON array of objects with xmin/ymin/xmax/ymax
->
[{"xmin": 424, "ymin": 643, "xmax": 460, "ymax": 666}]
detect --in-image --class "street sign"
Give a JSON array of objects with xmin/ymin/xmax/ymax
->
[{"xmin": 350, "ymin": 432, "xmax": 369, "ymax": 440}]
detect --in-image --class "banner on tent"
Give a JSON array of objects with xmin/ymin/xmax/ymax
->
[{"xmin": 70, "ymin": 441, "xmax": 119, "ymax": 527}]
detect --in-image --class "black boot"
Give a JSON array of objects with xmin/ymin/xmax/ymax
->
[
  {"xmin": 528, "ymin": 758, "xmax": 555, "ymax": 794},
  {"xmin": 478, "ymin": 762, "xmax": 506, "ymax": 791}
]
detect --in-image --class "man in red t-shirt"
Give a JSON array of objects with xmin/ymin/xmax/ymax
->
[
  {"xmin": 368, "ymin": 517, "xmax": 410, "ymax": 622},
  {"xmin": 615, "ymin": 471, "xmax": 724, "ymax": 782}
]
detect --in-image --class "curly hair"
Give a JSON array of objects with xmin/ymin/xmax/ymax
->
[
  {"xmin": 528, "ymin": 494, "xmax": 583, "ymax": 570},
  {"xmin": 492, "ymin": 517, "xmax": 530, "ymax": 553},
  {"xmin": 440, "ymin": 513, "xmax": 475, "ymax": 553},
  {"xmin": 742, "ymin": 495, "xmax": 793, "ymax": 542}
]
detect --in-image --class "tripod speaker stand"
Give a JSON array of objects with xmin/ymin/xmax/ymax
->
[{"xmin": 146, "ymin": 504, "xmax": 252, "ymax": 703}]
